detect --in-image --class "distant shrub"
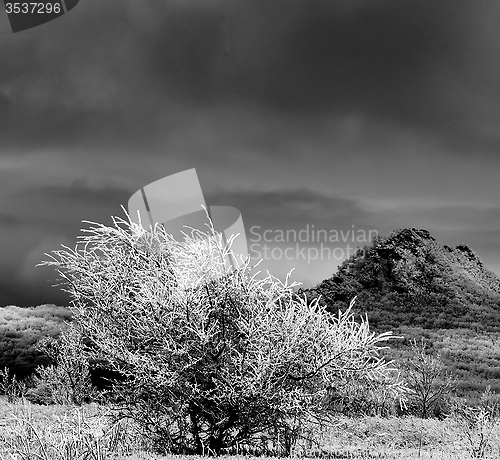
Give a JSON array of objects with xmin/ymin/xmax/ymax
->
[
  {"xmin": 402, "ymin": 338, "xmax": 456, "ymax": 419},
  {"xmin": 451, "ymin": 386, "xmax": 500, "ymax": 458},
  {"xmin": 24, "ymin": 381, "xmax": 54, "ymax": 405},
  {"xmin": 27, "ymin": 325, "xmax": 99, "ymax": 406},
  {"xmin": 0, "ymin": 366, "xmax": 32, "ymax": 403},
  {"xmin": 325, "ymin": 376, "xmax": 403, "ymax": 417}
]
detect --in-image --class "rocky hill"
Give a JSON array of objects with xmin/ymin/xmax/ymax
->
[
  {"xmin": 299, "ymin": 228, "xmax": 500, "ymax": 399},
  {"xmin": 300, "ymin": 228, "xmax": 500, "ymax": 332}
]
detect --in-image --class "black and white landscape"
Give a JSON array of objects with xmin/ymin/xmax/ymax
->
[{"xmin": 1, "ymin": 3, "xmax": 500, "ymax": 458}]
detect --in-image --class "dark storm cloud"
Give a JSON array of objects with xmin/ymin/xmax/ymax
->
[
  {"xmin": 0, "ymin": 179, "xmax": 133, "ymax": 307},
  {"xmin": 1, "ymin": 0, "xmax": 499, "ymax": 152},
  {"xmin": 206, "ymin": 187, "xmax": 376, "ymax": 231},
  {"xmin": 208, "ymin": 188, "xmax": 500, "ymax": 241},
  {"xmin": 5, "ymin": 178, "xmax": 131, "ymax": 229},
  {"xmin": 222, "ymin": 0, "xmax": 500, "ymax": 154},
  {"xmin": 1, "ymin": 0, "xmax": 499, "ymax": 306},
  {"xmin": 0, "ymin": 211, "xmax": 23, "ymax": 227}
]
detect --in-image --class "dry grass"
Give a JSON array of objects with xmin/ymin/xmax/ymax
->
[
  {"xmin": 2, "ymin": 396, "xmax": 500, "ymax": 459},
  {"xmin": 298, "ymin": 413, "xmax": 500, "ymax": 459},
  {"xmin": 0, "ymin": 396, "xmax": 144, "ymax": 459}
]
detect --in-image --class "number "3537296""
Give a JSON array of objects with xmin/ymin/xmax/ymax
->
[{"xmin": 5, "ymin": 3, "xmax": 62, "ymax": 14}]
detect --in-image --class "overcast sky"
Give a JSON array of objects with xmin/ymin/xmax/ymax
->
[{"xmin": 0, "ymin": 0, "xmax": 499, "ymax": 307}]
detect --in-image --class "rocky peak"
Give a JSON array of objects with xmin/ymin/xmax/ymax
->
[
  {"xmin": 302, "ymin": 228, "xmax": 500, "ymax": 331},
  {"xmin": 454, "ymin": 244, "xmax": 482, "ymax": 264}
]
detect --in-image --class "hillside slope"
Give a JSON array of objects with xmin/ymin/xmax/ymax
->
[{"xmin": 299, "ymin": 228, "xmax": 500, "ymax": 398}]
